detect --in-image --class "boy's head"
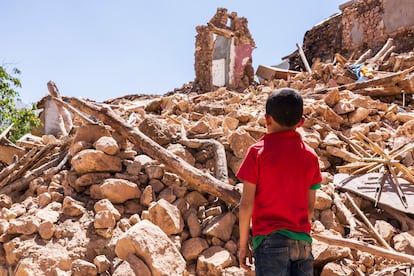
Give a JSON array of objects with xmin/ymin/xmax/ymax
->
[{"xmin": 265, "ymin": 88, "xmax": 303, "ymax": 127}]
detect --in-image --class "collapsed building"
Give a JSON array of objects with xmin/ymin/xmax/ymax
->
[
  {"xmin": 1, "ymin": 3, "xmax": 414, "ymax": 275},
  {"xmin": 194, "ymin": 8, "xmax": 256, "ymax": 92},
  {"xmin": 286, "ymin": 0, "xmax": 414, "ymax": 70}
]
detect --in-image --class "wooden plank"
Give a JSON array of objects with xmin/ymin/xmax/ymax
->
[
  {"xmin": 15, "ymin": 133, "xmax": 44, "ymax": 149},
  {"xmin": 397, "ymin": 73, "xmax": 414, "ymax": 92},
  {"xmin": 296, "ymin": 43, "xmax": 312, "ymax": 73},
  {"xmin": 315, "ymin": 65, "xmax": 414, "ymax": 94},
  {"xmin": 0, "ymin": 124, "xmax": 13, "ymax": 141},
  {"xmin": 0, "ymin": 144, "xmax": 26, "ymax": 165},
  {"xmin": 256, "ymin": 65, "xmax": 299, "ymax": 81},
  {"xmin": 207, "ymin": 22, "xmax": 234, "ymax": 38},
  {"xmin": 334, "ymin": 173, "xmax": 414, "ymax": 215}
]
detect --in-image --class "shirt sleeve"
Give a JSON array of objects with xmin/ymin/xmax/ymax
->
[{"xmin": 236, "ymin": 146, "xmax": 259, "ymax": 185}]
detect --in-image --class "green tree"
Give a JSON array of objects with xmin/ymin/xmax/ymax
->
[{"xmin": 0, "ymin": 66, "xmax": 41, "ymax": 142}]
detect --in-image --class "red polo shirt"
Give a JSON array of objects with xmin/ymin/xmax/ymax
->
[{"xmin": 236, "ymin": 130, "xmax": 322, "ymax": 237}]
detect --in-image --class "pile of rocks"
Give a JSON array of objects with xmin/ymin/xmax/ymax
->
[{"xmin": 0, "ymin": 49, "xmax": 414, "ymax": 275}]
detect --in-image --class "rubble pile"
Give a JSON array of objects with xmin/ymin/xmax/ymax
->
[
  {"xmin": 0, "ymin": 46, "xmax": 414, "ymax": 276},
  {"xmin": 301, "ymin": 0, "xmax": 414, "ymax": 71}
]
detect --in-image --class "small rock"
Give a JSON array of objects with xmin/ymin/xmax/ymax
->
[
  {"xmin": 62, "ymin": 197, "xmax": 85, "ymax": 217},
  {"xmin": 93, "ymin": 255, "xmax": 110, "ymax": 273},
  {"xmin": 71, "ymin": 259, "xmax": 97, "ymax": 276}
]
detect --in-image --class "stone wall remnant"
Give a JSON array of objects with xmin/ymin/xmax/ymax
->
[
  {"xmin": 300, "ymin": 0, "xmax": 414, "ymax": 67},
  {"xmin": 194, "ymin": 8, "xmax": 255, "ymax": 92}
]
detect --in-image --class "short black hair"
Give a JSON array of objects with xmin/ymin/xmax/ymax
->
[{"xmin": 265, "ymin": 88, "xmax": 303, "ymax": 127}]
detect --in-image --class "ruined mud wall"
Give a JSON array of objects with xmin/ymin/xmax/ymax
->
[
  {"xmin": 194, "ymin": 25, "xmax": 214, "ymax": 92},
  {"xmin": 341, "ymin": 0, "xmax": 414, "ymax": 57},
  {"xmin": 208, "ymin": 7, "xmax": 230, "ymax": 29},
  {"xmin": 194, "ymin": 8, "xmax": 255, "ymax": 92},
  {"xmin": 303, "ymin": 14, "xmax": 343, "ymax": 64},
  {"xmin": 302, "ymin": 0, "xmax": 414, "ymax": 66},
  {"xmin": 229, "ymin": 15, "xmax": 255, "ymax": 48}
]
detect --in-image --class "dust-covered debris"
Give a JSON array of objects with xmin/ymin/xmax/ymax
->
[{"xmin": 1, "ymin": 3, "xmax": 414, "ymax": 276}]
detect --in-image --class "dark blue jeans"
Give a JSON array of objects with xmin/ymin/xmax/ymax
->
[{"xmin": 254, "ymin": 232, "xmax": 314, "ymax": 276}]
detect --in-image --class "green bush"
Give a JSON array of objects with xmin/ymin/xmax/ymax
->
[{"xmin": 0, "ymin": 66, "xmax": 41, "ymax": 142}]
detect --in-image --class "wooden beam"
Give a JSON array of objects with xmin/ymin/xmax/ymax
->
[
  {"xmin": 368, "ymin": 38, "xmax": 394, "ymax": 67},
  {"xmin": 344, "ymin": 192, "xmax": 394, "ymax": 251},
  {"xmin": 296, "ymin": 43, "xmax": 312, "ymax": 74},
  {"xmin": 313, "ymin": 233, "xmax": 414, "ymax": 264},
  {"xmin": 0, "ymin": 144, "xmax": 26, "ymax": 166},
  {"xmin": 315, "ymin": 66, "xmax": 414, "ymax": 94},
  {"xmin": 0, "ymin": 150, "xmax": 66, "ymax": 195},
  {"xmin": 207, "ymin": 22, "xmax": 234, "ymax": 39},
  {"xmin": 70, "ymin": 97, "xmax": 241, "ymax": 206},
  {"xmin": 52, "ymin": 96, "xmax": 97, "ymax": 124},
  {"xmin": 0, "ymin": 124, "xmax": 13, "ymax": 141},
  {"xmin": 256, "ymin": 65, "xmax": 299, "ymax": 81},
  {"xmin": 179, "ymin": 123, "xmax": 228, "ymax": 183},
  {"xmin": 354, "ymin": 49, "xmax": 372, "ymax": 65}
]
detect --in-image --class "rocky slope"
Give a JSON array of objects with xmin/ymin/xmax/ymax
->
[{"xmin": 0, "ymin": 48, "xmax": 414, "ymax": 275}]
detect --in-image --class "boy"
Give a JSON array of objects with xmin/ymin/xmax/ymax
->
[{"xmin": 237, "ymin": 88, "xmax": 322, "ymax": 276}]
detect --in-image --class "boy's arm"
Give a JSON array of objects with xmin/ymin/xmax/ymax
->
[
  {"xmin": 308, "ymin": 189, "xmax": 316, "ymax": 222},
  {"xmin": 238, "ymin": 181, "xmax": 256, "ymax": 270}
]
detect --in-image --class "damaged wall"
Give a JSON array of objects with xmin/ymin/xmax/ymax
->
[
  {"xmin": 302, "ymin": 0, "xmax": 414, "ymax": 65},
  {"xmin": 299, "ymin": 14, "xmax": 343, "ymax": 70},
  {"xmin": 194, "ymin": 25, "xmax": 214, "ymax": 92},
  {"xmin": 194, "ymin": 8, "xmax": 255, "ymax": 92}
]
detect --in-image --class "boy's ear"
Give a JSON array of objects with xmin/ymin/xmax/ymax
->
[
  {"xmin": 265, "ymin": 114, "xmax": 272, "ymax": 126},
  {"xmin": 296, "ymin": 117, "xmax": 305, "ymax": 128}
]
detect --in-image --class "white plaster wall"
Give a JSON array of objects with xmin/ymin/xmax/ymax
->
[
  {"xmin": 44, "ymin": 99, "xmax": 68, "ymax": 136},
  {"xmin": 212, "ymin": 59, "xmax": 226, "ymax": 87},
  {"xmin": 228, "ymin": 38, "xmax": 236, "ymax": 88}
]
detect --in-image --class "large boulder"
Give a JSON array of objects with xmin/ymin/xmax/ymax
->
[
  {"xmin": 112, "ymin": 254, "xmax": 151, "ymax": 276},
  {"xmin": 90, "ymin": 178, "xmax": 141, "ymax": 204},
  {"xmin": 202, "ymin": 212, "xmax": 236, "ymax": 242},
  {"xmin": 93, "ymin": 136, "xmax": 119, "ymax": 155},
  {"xmin": 228, "ymin": 129, "xmax": 256, "ymax": 159},
  {"xmin": 196, "ymin": 246, "xmax": 235, "ymax": 275},
  {"xmin": 147, "ymin": 199, "xmax": 184, "ymax": 236},
  {"xmin": 71, "ymin": 150, "xmax": 122, "ymax": 173},
  {"xmin": 115, "ymin": 220, "xmax": 187, "ymax": 276}
]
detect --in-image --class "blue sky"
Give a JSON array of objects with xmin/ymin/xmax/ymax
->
[{"xmin": 2, "ymin": 1, "xmax": 344, "ymax": 104}]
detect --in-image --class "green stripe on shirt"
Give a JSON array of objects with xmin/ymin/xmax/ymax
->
[
  {"xmin": 253, "ymin": 230, "xmax": 312, "ymax": 249},
  {"xmin": 311, "ymin": 183, "xmax": 321, "ymax": 190}
]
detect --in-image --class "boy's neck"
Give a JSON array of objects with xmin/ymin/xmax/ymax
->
[
  {"xmin": 266, "ymin": 124, "xmax": 296, "ymax": 134},
  {"xmin": 265, "ymin": 115, "xmax": 303, "ymax": 134}
]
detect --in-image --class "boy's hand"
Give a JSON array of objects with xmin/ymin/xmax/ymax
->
[{"xmin": 238, "ymin": 247, "xmax": 253, "ymax": 270}]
